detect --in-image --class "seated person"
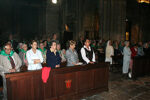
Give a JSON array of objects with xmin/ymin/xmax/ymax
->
[
  {"xmin": 26, "ymin": 40, "xmax": 43, "ymax": 70},
  {"xmin": 0, "ymin": 43, "xmax": 22, "ymax": 100},
  {"xmin": 66, "ymin": 40, "xmax": 79, "ymax": 66},
  {"xmin": 46, "ymin": 40, "xmax": 61, "ymax": 69},
  {"xmin": 19, "ymin": 43, "xmax": 28, "ymax": 66},
  {"xmin": 81, "ymin": 39, "xmax": 95, "ymax": 64}
]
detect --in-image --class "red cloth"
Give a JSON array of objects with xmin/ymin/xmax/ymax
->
[
  {"xmin": 42, "ymin": 67, "xmax": 51, "ymax": 83},
  {"xmin": 131, "ymin": 47, "xmax": 137, "ymax": 58}
]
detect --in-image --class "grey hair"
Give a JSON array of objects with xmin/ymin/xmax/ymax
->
[
  {"xmin": 22, "ymin": 43, "xmax": 27, "ymax": 48},
  {"xmin": 124, "ymin": 41, "xmax": 129, "ymax": 45}
]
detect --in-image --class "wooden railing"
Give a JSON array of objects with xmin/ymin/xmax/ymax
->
[
  {"xmin": 132, "ymin": 56, "xmax": 150, "ymax": 79},
  {"xmin": 5, "ymin": 62, "xmax": 109, "ymax": 100}
]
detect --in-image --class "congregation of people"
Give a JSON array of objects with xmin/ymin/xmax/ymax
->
[{"xmin": 0, "ymin": 33, "xmax": 150, "ymax": 99}]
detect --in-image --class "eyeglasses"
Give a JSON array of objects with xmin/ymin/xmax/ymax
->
[{"xmin": 5, "ymin": 48, "xmax": 11, "ymax": 51}]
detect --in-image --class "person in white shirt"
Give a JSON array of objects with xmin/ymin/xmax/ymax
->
[
  {"xmin": 26, "ymin": 40, "xmax": 43, "ymax": 70},
  {"xmin": 105, "ymin": 40, "xmax": 114, "ymax": 64},
  {"xmin": 80, "ymin": 39, "xmax": 95, "ymax": 64}
]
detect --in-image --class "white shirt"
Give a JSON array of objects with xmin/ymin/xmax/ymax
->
[
  {"xmin": 26, "ymin": 49, "xmax": 43, "ymax": 70},
  {"xmin": 81, "ymin": 46, "xmax": 95, "ymax": 64}
]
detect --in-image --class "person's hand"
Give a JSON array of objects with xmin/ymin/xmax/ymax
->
[
  {"xmin": 34, "ymin": 59, "xmax": 41, "ymax": 64},
  {"xmin": 9, "ymin": 69, "xmax": 16, "ymax": 73},
  {"xmin": 75, "ymin": 63, "xmax": 79, "ymax": 65},
  {"xmin": 55, "ymin": 65, "xmax": 60, "ymax": 68},
  {"xmin": 89, "ymin": 62, "xmax": 94, "ymax": 64}
]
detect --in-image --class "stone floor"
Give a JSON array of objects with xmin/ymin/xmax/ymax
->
[{"xmin": 81, "ymin": 72, "xmax": 150, "ymax": 100}]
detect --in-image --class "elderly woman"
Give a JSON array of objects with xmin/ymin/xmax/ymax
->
[
  {"xmin": 57, "ymin": 44, "xmax": 66, "ymax": 62},
  {"xmin": 66, "ymin": 40, "xmax": 79, "ymax": 66},
  {"xmin": 26, "ymin": 40, "xmax": 43, "ymax": 70},
  {"xmin": 122, "ymin": 41, "xmax": 131, "ymax": 78},
  {"xmin": 46, "ymin": 40, "xmax": 61, "ymax": 69},
  {"xmin": 56, "ymin": 43, "xmax": 62, "ymax": 55},
  {"xmin": 105, "ymin": 40, "xmax": 114, "ymax": 64},
  {"xmin": 38, "ymin": 42, "xmax": 47, "ymax": 63},
  {"xmin": 19, "ymin": 43, "xmax": 28, "ymax": 66}
]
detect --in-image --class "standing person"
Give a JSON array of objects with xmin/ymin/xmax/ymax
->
[
  {"xmin": 26, "ymin": 40, "xmax": 43, "ymax": 70},
  {"xmin": 81, "ymin": 39, "xmax": 95, "ymax": 64},
  {"xmin": 143, "ymin": 43, "xmax": 150, "ymax": 56},
  {"xmin": 122, "ymin": 41, "xmax": 131, "ymax": 78},
  {"xmin": 61, "ymin": 49, "xmax": 67, "ymax": 62},
  {"xmin": 56, "ymin": 43, "xmax": 61, "ymax": 55},
  {"xmin": 77, "ymin": 36, "xmax": 84, "ymax": 61},
  {"xmin": 0, "ymin": 43, "xmax": 22, "ymax": 100},
  {"xmin": 51, "ymin": 33, "xmax": 59, "ymax": 44},
  {"xmin": 57, "ymin": 43, "xmax": 66, "ymax": 62},
  {"xmin": 38, "ymin": 42, "xmax": 47, "ymax": 63},
  {"xmin": 130, "ymin": 44, "xmax": 138, "ymax": 58},
  {"xmin": 119, "ymin": 41, "xmax": 125, "ymax": 54},
  {"xmin": 47, "ymin": 37, "xmax": 51, "ymax": 48},
  {"xmin": 129, "ymin": 44, "xmax": 138, "ymax": 75},
  {"xmin": 19, "ymin": 43, "xmax": 28, "ymax": 66},
  {"xmin": 66, "ymin": 40, "xmax": 79, "ymax": 66},
  {"xmin": 105, "ymin": 40, "xmax": 114, "ymax": 65},
  {"xmin": 137, "ymin": 42, "xmax": 144, "ymax": 56},
  {"xmin": 46, "ymin": 40, "xmax": 61, "ymax": 69},
  {"xmin": 43, "ymin": 40, "xmax": 48, "ymax": 49}
]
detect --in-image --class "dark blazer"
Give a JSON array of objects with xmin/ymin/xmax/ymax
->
[{"xmin": 46, "ymin": 49, "xmax": 61, "ymax": 68}]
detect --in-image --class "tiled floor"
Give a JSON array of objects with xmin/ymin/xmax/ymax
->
[{"xmin": 81, "ymin": 72, "xmax": 150, "ymax": 100}]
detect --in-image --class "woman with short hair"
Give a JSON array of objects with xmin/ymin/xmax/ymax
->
[
  {"xmin": 66, "ymin": 40, "xmax": 80, "ymax": 66},
  {"xmin": 19, "ymin": 43, "xmax": 28, "ymax": 66},
  {"xmin": 46, "ymin": 40, "xmax": 61, "ymax": 68},
  {"xmin": 122, "ymin": 41, "xmax": 131, "ymax": 78},
  {"xmin": 105, "ymin": 40, "xmax": 114, "ymax": 64},
  {"xmin": 38, "ymin": 42, "xmax": 47, "ymax": 63},
  {"xmin": 26, "ymin": 40, "xmax": 43, "ymax": 70}
]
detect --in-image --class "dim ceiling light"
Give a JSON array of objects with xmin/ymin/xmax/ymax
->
[
  {"xmin": 137, "ymin": 0, "xmax": 150, "ymax": 4},
  {"xmin": 52, "ymin": 0, "xmax": 57, "ymax": 4}
]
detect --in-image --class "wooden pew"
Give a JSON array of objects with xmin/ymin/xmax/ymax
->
[
  {"xmin": 132, "ymin": 56, "xmax": 150, "ymax": 79},
  {"xmin": 5, "ymin": 62, "xmax": 109, "ymax": 100}
]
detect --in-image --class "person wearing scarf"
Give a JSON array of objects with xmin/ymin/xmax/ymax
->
[
  {"xmin": 105, "ymin": 40, "xmax": 114, "ymax": 65},
  {"xmin": 19, "ymin": 43, "xmax": 28, "ymax": 66},
  {"xmin": 38, "ymin": 42, "xmax": 47, "ymax": 63},
  {"xmin": 0, "ymin": 43, "xmax": 22, "ymax": 100}
]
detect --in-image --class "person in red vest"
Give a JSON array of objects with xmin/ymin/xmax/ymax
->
[
  {"xmin": 129, "ymin": 44, "xmax": 138, "ymax": 78},
  {"xmin": 131, "ymin": 44, "xmax": 138, "ymax": 59}
]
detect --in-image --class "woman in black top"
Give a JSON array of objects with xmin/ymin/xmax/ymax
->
[{"xmin": 46, "ymin": 40, "xmax": 61, "ymax": 68}]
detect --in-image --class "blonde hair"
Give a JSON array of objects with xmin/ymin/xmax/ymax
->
[{"xmin": 69, "ymin": 40, "xmax": 76, "ymax": 46}]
